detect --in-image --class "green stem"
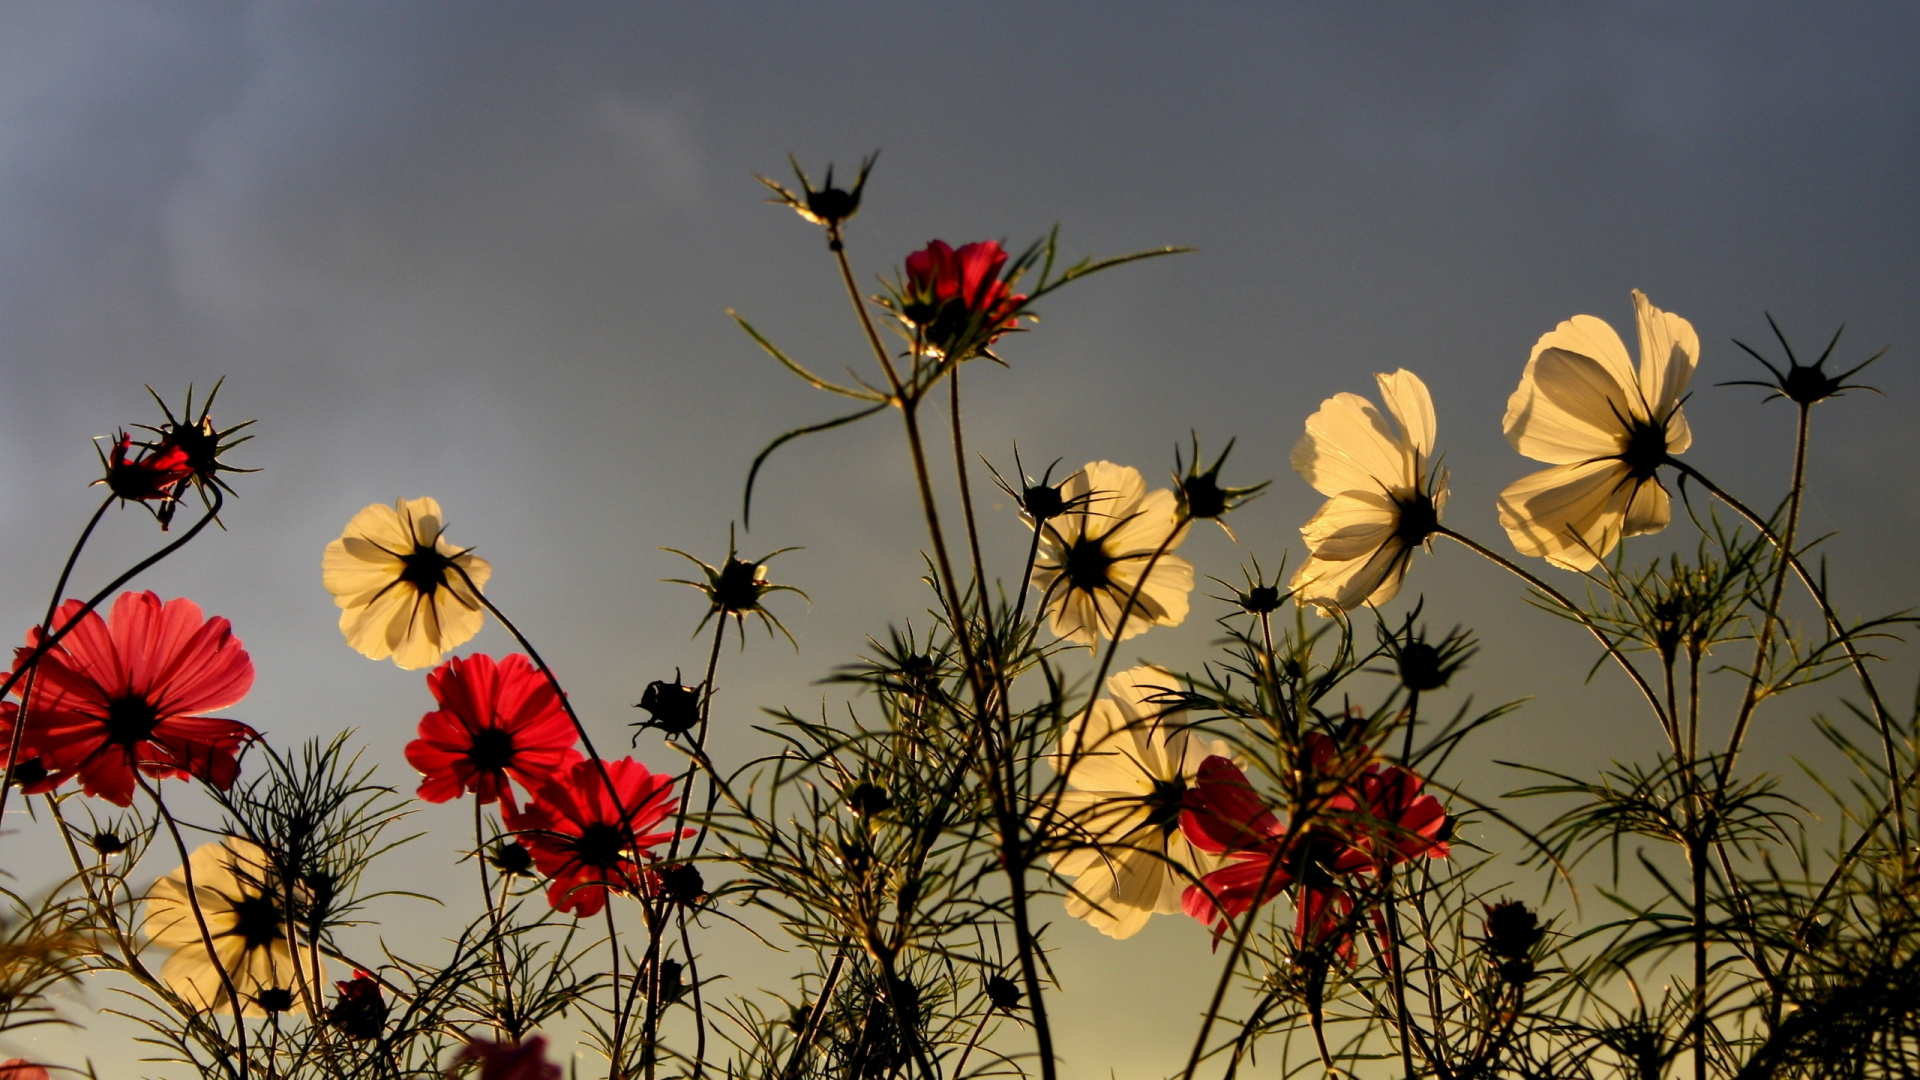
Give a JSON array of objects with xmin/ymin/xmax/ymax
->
[{"xmin": 144, "ymin": 776, "xmax": 252, "ymax": 1079}]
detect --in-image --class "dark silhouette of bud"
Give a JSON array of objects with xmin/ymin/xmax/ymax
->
[
  {"xmin": 659, "ymin": 863, "xmax": 707, "ymax": 907},
  {"xmin": 1175, "ymin": 436, "xmax": 1268, "ymax": 533},
  {"xmin": 985, "ymin": 975, "xmax": 1022, "ymax": 1012},
  {"xmin": 1397, "ymin": 642, "xmax": 1446, "ymax": 691},
  {"xmin": 1022, "ymin": 482, "xmax": 1066, "ymax": 523},
  {"xmin": 651, "ymin": 959, "xmax": 686, "ymax": 1004},
  {"xmin": 1484, "ymin": 899, "xmax": 1545, "ymax": 962},
  {"xmin": 329, "ymin": 971, "xmax": 388, "ymax": 1040},
  {"xmin": 1725, "ymin": 316, "xmax": 1884, "ymax": 408},
  {"xmin": 489, "ymin": 840, "xmax": 536, "ymax": 878},
  {"xmin": 1240, "ymin": 584, "xmax": 1283, "ymax": 616},
  {"xmin": 845, "ymin": 782, "xmax": 892, "ymax": 820},
  {"xmin": 255, "ymin": 987, "xmax": 296, "ymax": 1014},
  {"xmin": 90, "ymin": 831, "xmax": 128, "ymax": 856},
  {"xmin": 635, "ymin": 673, "xmax": 701, "ymax": 738}
]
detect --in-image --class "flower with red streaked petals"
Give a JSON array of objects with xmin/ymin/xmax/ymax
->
[
  {"xmin": 447, "ymin": 1034, "xmax": 561, "ymax": 1080},
  {"xmin": 329, "ymin": 969, "xmax": 388, "ymax": 1040},
  {"xmin": 0, "ymin": 1059, "xmax": 50, "ymax": 1080},
  {"xmin": 898, "ymin": 240, "xmax": 1027, "ymax": 360},
  {"xmin": 95, "ymin": 431, "xmax": 194, "ymax": 519},
  {"xmin": 405, "ymin": 653, "xmax": 580, "ymax": 810},
  {"xmin": 15, "ymin": 592, "xmax": 256, "ymax": 806},
  {"xmin": 504, "ymin": 757, "xmax": 684, "ymax": 916}
]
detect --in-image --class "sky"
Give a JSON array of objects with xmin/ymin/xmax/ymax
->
[{"xmin": 1, "ymin": 3, "xmax": 1917, "ymax": 1076}]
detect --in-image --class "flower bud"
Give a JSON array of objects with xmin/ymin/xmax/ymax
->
[
  {"xmin": 1483, "ymin": 899, "xmax": 1544, "ymax": 961},
  {"xmin": 985, "ymin": 974, "xmax": 1022, "ymax": 1012},
  {"xmin": 845, "ymin": 782, "xmax": 892, "ymax": 820},
  {"xmin": 635, "ymin": 675, "xmax": 701, "ymax": 738},
  {"xmin": 489, "ymin": 840, "xmax": 537, "ymax": 878},
  {"xmin": 659, "ymin": 863, "xmax": 708, "ymax": 907},
  {"xmin": 328, "ymin": 971, "xmax": 388, "ymax": 1040},
  {"xmin": 90, "ymin": 831, "xmax": 128, "ymax": 856}
]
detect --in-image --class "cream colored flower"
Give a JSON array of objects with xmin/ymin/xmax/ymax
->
[
  {"xmin": 1289, "ymin": 370, "xmax": 1446, "ymax": 614},
  {"xmin": 322, "ymin": 497, "xmax": 491, "ymax": 670},
  {"xmin": 1049, "ymin": 666, "xmax": 1230, "ymax": 938},
  {"xmin": 142, "ymin": 837, "xmax": 307, "ymax": 1016},
  {"xmin": 1498, "ymin": 290, "xmax": 1697, "ymax": 571},
  {"xmin": 1030, "ymin": 462, "xmax": 1193, "ymax": 645}
]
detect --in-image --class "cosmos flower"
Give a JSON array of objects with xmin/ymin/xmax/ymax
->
[
  {"xmin": 328, "ymin": 970, "xmax": 388, "ymax": 1040},
  {"xmin": 1498, "ymin": 290, "xmax": 1698, "ymax": 570},
  {"xmin": 1289, "ymin": 370, "xmax": 1446, "ymax": 614},
  {"xmin": 405, "ymin": 653, "xmax": 580, "ymax": 810},
  {"xmin": 17, "ymin": 592, "xmax": 256, "ymax": 806},
  {"xmin": 448, "ymin": 1035, "xmax": 562, "ymax": 1080},
  {"xmin": 503, "ymin": 757, "xmax": 683, "ymax": 917},
  {"xmin": 1030, "ymin": 461, "xmax": 1193, "ymax": 645},
  {"xmin": 0, "ymin": 1060, "xmax": 50, "ymax": 1080},
  {"xmin": 1047, "ymin": 666, "xmax": 1231, "ymax": 939},
  {"xmin": 322, "ymin": 497, "xmax": 492, "ymax": 670},
  {"xmin": 0, "ymin": 701, "xmax": 61, "ymax": 796},
  {"xmin": 95, "ymin": 431, "xmax": 194, "ymax": 517},
  {"xmin": 899, "ymin": 240, "xmax": 1027, "ymax": 360},
  {"xmin": 141, "ymin": 837, "xmax": 305, "ymax": 1016}
]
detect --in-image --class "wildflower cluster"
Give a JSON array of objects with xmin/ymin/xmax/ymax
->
[{"xmin": 0, "ymin": 159, "xmax": 1910, "ymax": 1080}]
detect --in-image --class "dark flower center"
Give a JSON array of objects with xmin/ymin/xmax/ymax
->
[
  {"xmin": 398, "ymin": 545, "xmax": 453, "ymax": 593},
  {"xmin": 1393, "ymin": 492, "xmax": 1440, "ymax": 546},
  {"xmin": 103, "ymin": 695, "xmax": 162, "ymax": 745},
  {"xmin": 570, "ymin": 823, "xmax": 631, "ymax": 870},
  {"xmin": 1620, "ymin": 419, "xmax": 1669, "ymax": 480},
  {"xmin": 466, "ymin": 727, "xmax": 515, "ymax": 772},
  {"xmin": 1143, "ymin": 776, "xmax": 1189, "ymax": 833},
  {"xmin": 230, "ymin": 894, "xmax": 285, "ymax": 949},
  {"xmin": 714, "ymin": 558, "xmax": 763, "ymax": 612},
  {"xmin": 1063, "ymin": 534, "xmax": 1116, "ymax": 592},
  {"xmin": 168, "ymin": 422, "xmax": 222, "ymax": 477}
]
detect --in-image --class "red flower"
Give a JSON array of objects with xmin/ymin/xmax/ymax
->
[
  {"xmin": 14, "ymin": 592, "xmax": 256, "ymax": 806},
  {"xmin": 405, "ymin": 653, "xmax": 580, "ymax": 810},
  {"xmin": 97, "ymin": 431, "xmax": 194, "ymax": 509},
  {"xmin": 0, "ymin": 701, "xmax": 61, "ymax": 795},
  {"xmin": 0, "ymin": 1059, "xmax": 51, "ymax": 1080},
  {"xmin": 503, "ymin": 757, "xmax": 683, "ymax": 916},
  {"xmin": 1348, "ymin": 763, "xmax": 1450, "ymax": 870},
  {"xmin": 900, "ymin": 240, "xmax": 1026, "ymax": 358},
  {"xmin": 328, "ymin": 969, "xmax": 388, "ymax": 1040},
  {"xmin": 447, "ymin": 1034, "xmax": 561, "ymax": 1080}
]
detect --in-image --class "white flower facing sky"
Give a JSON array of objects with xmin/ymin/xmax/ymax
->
[
  {"xmin": 1030, "ymin": 462, "xmax": 1193, "ymax": 645},
  {"xmin": 322, "ymin": 496, "xmax": 492, "ymax": 670},
  {"xmin": 1049, "ymin": 666, "xmax": 1231, "ymax": 939},
  {"xmin": 1498, "ymin": 290, "xmax": 1698, "ymax": 571},
  {"xmin": 1289, "ymin": 369, "xmax": 1446, "ymax": 614},
  {"xmin": 142, "ymin": 837, "xmax": 306, "ymax": 1016}
]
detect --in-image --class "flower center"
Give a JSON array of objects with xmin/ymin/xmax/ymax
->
[
  {"xmin": 1063, "ymin": 534, "xmax": 1115, "ymax": 592},
  {"xmin": 713, "ymin": 558, "xmax": 763, "ymax": 612},
  {"xmin": 230, "ymin": 894, "xmax": 285, "ymax": 949},
  {"xmin": 398, "ymin": 545, "xmax": 453, "ymax": 594},
  {"xmin": 569, "ymin": 823, "xmax": 631, "ymax": 870},
  {"xmin": 103, "ymin": 695, "xmax": 162, "ymax": 745},
  {"xmin": 1620, "ymin": 419, "xmax": 1669, "ymax": 480},
  {"xmin": 1392, "ymin": 492, "xmax": 1440, "ymax": 546},
  {"xmin": 466, "ymin": 727, "xmax": 515, "ymax": 772},
  {"xmin": 1143, "ymin": 776, "xmax": 1189, "ymax": 834}
]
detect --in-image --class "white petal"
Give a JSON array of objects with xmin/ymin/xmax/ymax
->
[
  {"xmin": 1375, "ymin": 369, "xmax": 1437, "ymax": 462},
  {"xmin": 1292, "ymin": 392, "xmax": 1409, "ymax": 498},
  {"xmin": 1298, "ymin": 490, "xmax": 1399, "ymax": 556},
  {"xmin": 1632, "ymin": 289, "xmax": 1698, "ymax": 420},
  {"xmin": 1505, "ymin": 345, "xmax": 1636, "ymax": 464},
  {"xmin": 1621, "ymin": 476, "xmax": 1672, "ymax": 538},
  {"xmin": 1497, "ymin": 459, "xmax": 1637, "ymax": 570}
]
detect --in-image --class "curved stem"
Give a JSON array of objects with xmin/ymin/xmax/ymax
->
[
  {"xmin": 1179, "ymin": 816, "xmax": 1307, "ymax": 1080},
  {"xmin": 1724, "ymin": 406, "xmax": 1810, "ymax": 764},
  {"xmin": 606, "ymin": 903, "xmax": 629, "ymax": 1078},
  {"xmin": 1436, "ymin": 527, "xmax": 1673, "ymax": 745},
  {"xmin": 1666, "ymin": 458, "xmax": 1906, "ymax": 845},
  {"xmin": 143, "ymin": 775, "xmax": 251, "ymax": 1079},
  {"xmin": 781, "ymin": 947, "xmax": 848, "ymax": 1080},
  {"xmin": 475, "ymin": 797, "xmax": 518, "ymax": 1036}
]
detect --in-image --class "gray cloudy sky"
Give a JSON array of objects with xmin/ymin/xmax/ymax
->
[{"xmin": 2, "ymin": 3, "xmax": 1917, "ymax": 1075}]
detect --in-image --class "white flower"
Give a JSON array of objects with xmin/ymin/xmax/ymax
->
[
  {"xmin": 322, "ymin": 497, "xmax": 492, "ymax": 670},
  {"xmin": 1048, "ymin": 666, "xmax": 1230, "ymax": 939},
  {"xmin": 1498, "ymin": 290, "xmax": 1697, "ymax": 571},
  {"xmin": 1030, "ymin": 462, "xmax": 1193, "ymax": 645},
  {"xmin": 1289, "ymin": 370, "xmax": 1446, "ymax": 613},
  {"xmin": 142, "ymin": 837, "xmax": 308, "ymax": 1016}
]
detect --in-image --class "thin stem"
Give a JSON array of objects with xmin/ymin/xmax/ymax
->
[
  {"xmin": 679, "ymin": 910, "xmax": 708, "ymax": 1080},
  {"xmin": 476, "ymin": 797, "xmax": 518, "ymax": 1036},
  {"xmin": 144, "ymin": 776, "xmax": 251, "ymax": 1079},
  {"xmin": 1666, "ymin": 458, "xmax": 1907, "ymax": 846},
  {"xmin": 607, "ymin": 903, "xmax": 628, "ymax": 1079},
  {"xmin": 781, "ymin": 947, "xmax": 848, "ymax": 1080},
  {"xmin": 952, "ymin": 1007, "xmax": 995, "ymax": 1080},
  {"xmin": 1721, "ymin": 405, "xmax": 1809, "ymax": 764},
  {"xmin": 1179, "ymin": 816, "xmax": 1307, "ymax": 1080},
  {"xmin": 949, "ymin": 364, "xmax": 990, "ymax": 613},
  {"xmin": 1437, "ymin": 527, "xmax": 1674, "ymax": 744}
]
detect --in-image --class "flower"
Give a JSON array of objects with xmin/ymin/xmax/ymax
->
[
  {"xmin": 138, "ymin": 380, "xmax": 257, "ymax": 528},
  {"xmin": 405, "ymin": 653, "xmax": 580, "ymax": 810},
  {"xmin": 322, "ymin": 497, "xmax": 492, "ymax": 670},
  {"xmin": 0, "ymin": 1060, "xmax": 50, "ymax": 1080},
  {"xmin": 1498, "ymin": 290, "xmax": 1698, "ymax": 570},
  {"xmin": 0, "ymin": 701, "xmax": 61, "ymax": 796},
  {"xmin": 1030, "ymin": 461, "xmax": 1193, "ymax": 645},
  {"xmin": 898, "ymin": 240, "xmax": 1027, "ymax": 360},
  {"xmin": 504, "ymin": 757, "xmax": 684, "ymax": 916},
  {"xmin": 448, "ymin": 1035, "xmax": 562, "ymax": 1080},
  {"xmin": 665, "ymin": 529, "xmax": 805, "ymax": 648},
  {"xmin": 142, "ymin": 837, "xmax": 305, "ymax": 1016},
  {"xmin": 1048, "ymin": 666, "xmax": 1231, "ymax": 939},
  {"xmin": 16, "ymin": 592, "xmax": 256, "ymax": 806},
  {"xmin": 1289, "ymin": 369, "xmax": 1446, "ymax": 614},
  {"xmin": 95, "ymin": 431, "xmax": 194, "ymax": 518},
  {"xmin": 328, "ymin": 970, "xmax": 388, "ymax": 1040}
]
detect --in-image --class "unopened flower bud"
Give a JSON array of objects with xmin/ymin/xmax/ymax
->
[
  {"xmin": 328, "ymin": 971, "xmax": 388, "ymax": 1040},
  {"xmin": 1397, "ymin": 642, "xmax": 1447, "ymax": 692},
  {"xmin": 635, "ymin": 675, "xmax": 701, "ymax": 738},
  {"xmin": 91, "ymin": 831, "xmax": 128, "ymax": 856},
  {"xmin": 846, "ymin": 782, "xmax": 892, "ymax": 820},
  {"xmin": 659, "ymin": 863, "xmax": 707, "ymax": 907},
  {"xmin": 1483, "ymin": 899, "xmax": 1544, "ymax": 961},
  {"xmin": 985, "ymin": 974, "xmax": 1022, "ymax": 1012},
  {"xmin": 489, "ymin": 840, "xmax": 536, "ymax": 878}
]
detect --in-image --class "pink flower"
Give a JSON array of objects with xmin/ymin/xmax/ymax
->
[
  {"xmin": 899, "ymin": 240, "xmax": 1026, "ymax": 358},
  {"xmin": 447, "ymin": 1034, "xmax": 561, "ymax": 1080},
  {"xmin": 405, "ymin": 653, "xmax": 580, "ymax": 810},
  {"xmin": 14, "ymin": 592, "xmax": 256, "ymax": 805}
]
